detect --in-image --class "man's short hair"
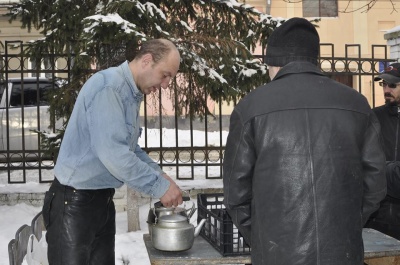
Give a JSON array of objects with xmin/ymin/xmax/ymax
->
[{"xmin": 135, "ymin": 39, "xmax": 175, "ymax": 64}]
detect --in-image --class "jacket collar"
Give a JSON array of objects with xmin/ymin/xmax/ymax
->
[
  {"xmin": 272, "ymin": 61, "xmax": 325, "ymax": 81},
  {"xmin": 385, "ymin": 103, "xmax": 399, "ymax": 116}
]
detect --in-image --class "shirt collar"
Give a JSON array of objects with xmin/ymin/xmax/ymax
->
[{"xmin": 121, "ymin": 60, "xmax": 143, "ymax": 100}]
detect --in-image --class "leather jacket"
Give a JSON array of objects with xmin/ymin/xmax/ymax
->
[
  {"xmin": 223, "ymin": 61, "xmax": 386, "ymax": 265},
  {"xmin": 373, "ymin": 104, "xmax": 400, "ymax": 162},
  {"xmin": 365, "ymin": 104, "xmax": 400, "ymax": 239}
]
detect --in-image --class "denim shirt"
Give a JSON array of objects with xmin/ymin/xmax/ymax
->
[{"xmin": 54, "ymin": 61, "xmax": 170, "ymax": 198}]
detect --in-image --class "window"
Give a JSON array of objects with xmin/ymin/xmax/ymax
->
[
  {"xmin": 9, "ymin": 82, "xmax": 56, "ymax": 107},
  {"xmin": 303, "ymin": 0, "xmax": 338, "ymax": 17},
  {"xmin": 0, "ymin": 82, "xmax": 5, "ymax": 102}
]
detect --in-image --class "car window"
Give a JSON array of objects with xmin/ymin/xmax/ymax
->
[
  {"xmin": 9, "ymin": 81, "xmax": 57, "ymax": 107},
  {"xmin": 0, "ymin": 82, "xmax": 5, "ymax": 101}
]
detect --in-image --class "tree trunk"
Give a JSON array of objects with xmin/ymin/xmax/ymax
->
[{"xmin": 127, "ymin": 187, "xmax": 141, "ymax": 232}]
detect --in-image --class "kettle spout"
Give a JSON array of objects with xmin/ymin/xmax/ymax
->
[{"xmin": 194, "ymin": 219, "xmax": 207, "ymax": 237}]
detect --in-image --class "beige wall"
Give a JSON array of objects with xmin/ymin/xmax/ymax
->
[
  {"xmin": 228, "ymin": 0, "xmax": 400, "ymax": 111},
  {"xmin": 236, "ymin": 0, "xmax": 400, "ymax": 59},
  {"xmin": 0, "ymin": 7, "xmax": 42, "ymax": 46},
  {"xmin": 0, "ymin": 6, "xmax": 46, "ymax": 79}
]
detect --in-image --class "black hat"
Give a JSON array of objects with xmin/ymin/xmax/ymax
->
[
  {"xmin": 265, "ymin": 17, "xmax": 320, "ymax": 67},
  {"xmin": 374, "ymin": 63, "xmax": 400, "ymax": 84}
]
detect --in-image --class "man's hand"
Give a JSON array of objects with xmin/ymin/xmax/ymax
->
[{"xmin": 160, "ymin": 173, "xmax": 183, "ymax": 207}]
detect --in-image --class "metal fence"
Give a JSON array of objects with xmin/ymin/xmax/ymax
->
[{"xmin": 0, "ymin": 41, "xmax": 395, "ymax": 183}]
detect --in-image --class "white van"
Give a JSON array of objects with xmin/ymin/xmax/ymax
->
[{"xmin": 0, "ymin": 78, "xmax": 62, "ymax": 162}]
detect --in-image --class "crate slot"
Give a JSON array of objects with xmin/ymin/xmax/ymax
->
[{"xmin": 197, "ymin": 193, "xmax": 251, "ymax": 256}]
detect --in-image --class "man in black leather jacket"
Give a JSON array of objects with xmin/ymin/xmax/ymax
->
[
  {"xmin": 365, "ymin": 63, "xmax": 400, "ymax": 240},
  {"xmin": 223, "ymin": 17, "xmax": 386, "ymax": 265}
]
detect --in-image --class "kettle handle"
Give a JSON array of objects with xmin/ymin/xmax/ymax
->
[
  {"xmin": 186, "ymin": 202, "xmax": 197, "ymax": 219},
  {"xmin": 154, "ymin": 201, "xmax": 163, "ymax": 208},
  {"xmin": 154, "ymin": 193, "xmax": 190, "ymax": 208}
]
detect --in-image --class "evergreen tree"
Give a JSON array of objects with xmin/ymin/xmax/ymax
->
[
  {"xmin": 7, "ymin": 0, "xmax": 308, "ymax": 155},
  {"xmin": 6, "ymin": 0, "xmax": 319, "ymax": 231}
]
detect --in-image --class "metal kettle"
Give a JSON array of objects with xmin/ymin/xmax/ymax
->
[
  {"xmin": 151, "ymin": 213, "xmax": 206, "ymax": 251},
  {"xmin": 151, "ymin": 200, "xmax": 196, "ymax": 219},
  {"xmin": 147, "ymin": 195, "xmax": 196, "ymax": 235}
]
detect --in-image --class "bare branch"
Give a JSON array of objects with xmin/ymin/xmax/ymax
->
[
  {"xmin": 339, "ymin": 0, "xmax": 398, "ymax": 14},
  {"xmin": 342, "ymin": 0, "xmax": 352, "ymax": 13},
  {"xmin": 282, "ymin": 0, "xmax": 303, "ymax": 3},
  {"xmin": 340, "ymin": 0, "xmax": 378, "ymax": 13},
  {"xmin": 389, "ymin": 0, "xmax": 399, "ymax": 14},
  {"xmin": 283, "ymin": 0, "xmax": 397, "ymax": 14}
]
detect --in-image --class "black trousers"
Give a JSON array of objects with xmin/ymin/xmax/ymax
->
[{"xmin": 42, "ymin": 178, "xmax": 116, "ymax": 265}]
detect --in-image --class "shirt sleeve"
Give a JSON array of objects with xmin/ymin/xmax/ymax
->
[
  {"xmin": 86, "ymin": 84, "xmax": 170, "ymax": 198},
  {"xmin": 134, "ymin": 144, "xmax": 165, "ymax": 175}
]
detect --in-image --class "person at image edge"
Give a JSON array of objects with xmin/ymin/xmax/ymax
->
[{"xmin": 365, "ymin": 62, "xmax": 400, "ymax": 241}]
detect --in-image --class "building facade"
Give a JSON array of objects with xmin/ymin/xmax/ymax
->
[{"xmin": 239, "ymin": 0, "xmax": 400, "ymax": 108}]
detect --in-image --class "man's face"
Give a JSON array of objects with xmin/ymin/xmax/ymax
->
[
  {"xmin": 380, "ymin": 80, "xmax": 400, "ymax": 105},
  {"xmin": 138, "ymin": 51, "xmax": 180, "ymax": 95}
]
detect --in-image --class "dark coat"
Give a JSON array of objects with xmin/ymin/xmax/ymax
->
[
  {"xmin": 365, "ymin": 104, "xmax": 400, "ymax": 239},
  {"xmin": 223, "ymin": 61, "xmax": 387, "ymax": 265},
  {"xmin": 373, "ymin": 104, "xmax": 400, "ymax": 162}
]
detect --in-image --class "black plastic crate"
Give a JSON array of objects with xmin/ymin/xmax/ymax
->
[{"xmin": 197, "ymin": 193, "xmax": 251, "ymax": 256}]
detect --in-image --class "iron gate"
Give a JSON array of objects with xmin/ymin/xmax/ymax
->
[{"xmin": 0, "ymin": 41, "xmax": 395, "ymax": 183}]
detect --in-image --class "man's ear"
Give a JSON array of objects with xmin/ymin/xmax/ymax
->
[{"xmin": 142, "ymin": 53, "xmax": 153, "ymax": 67}]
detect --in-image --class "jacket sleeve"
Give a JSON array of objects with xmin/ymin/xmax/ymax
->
[
  {"xmin": 361, "ymin": 113, "xmax": 387, "ymax": 225},
  {"xmin": 386, "ymin": 161, "xmax": 400, "ymax": 199},
  {"xmin": 223, "ymin": 108, "xmax": 255, "ymax": 245}
]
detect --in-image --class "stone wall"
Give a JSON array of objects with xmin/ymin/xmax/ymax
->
[
  {"xmin": 0, "ymin": 192, "xmax": 45, "ymax": 207},
  {"xmin": 0, "ymin": 186, "xmax": 137, "ymax": 211},
  {"xmin": 0, "ymin": 185, "xmax": 223, "ymax": 211}
]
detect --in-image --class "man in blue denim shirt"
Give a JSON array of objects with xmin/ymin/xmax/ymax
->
[{"xmin": 42, "ymin": 39, "xmax": 183, "ymax": 265}]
